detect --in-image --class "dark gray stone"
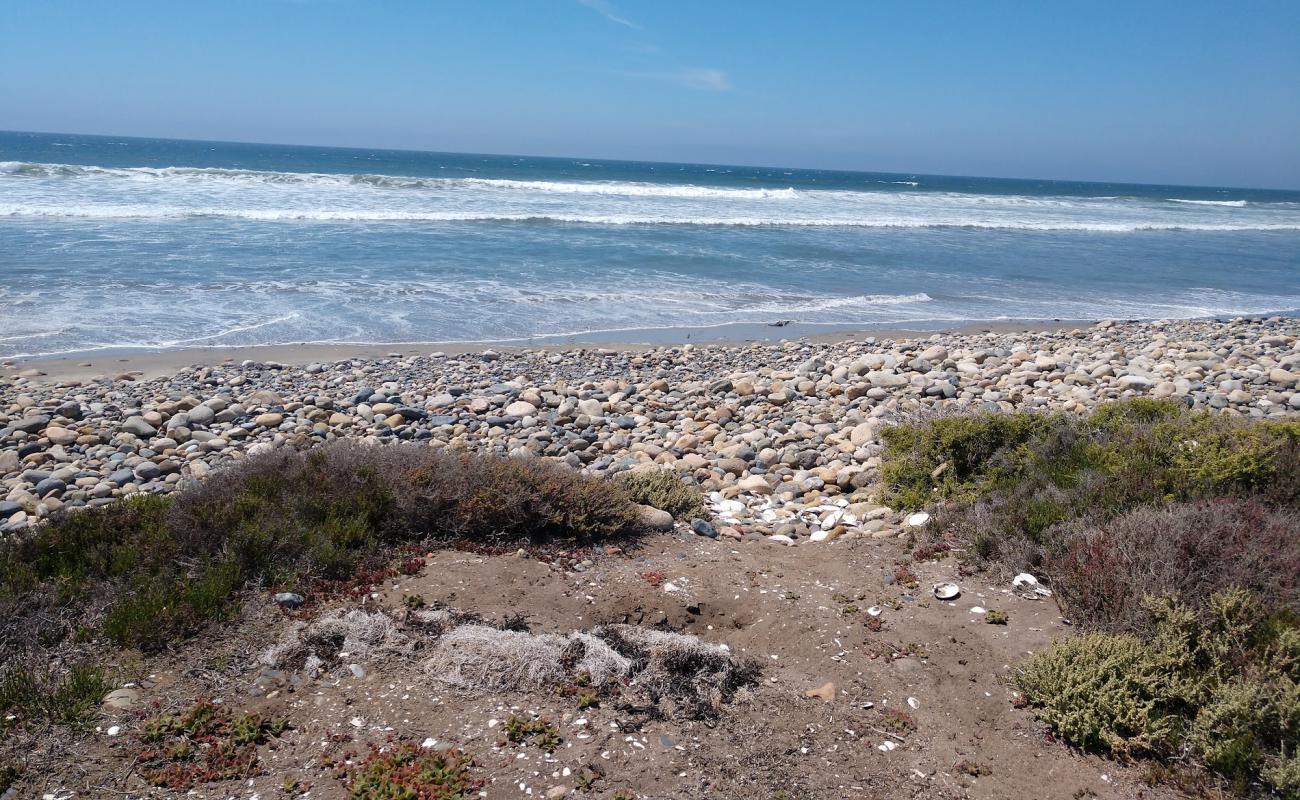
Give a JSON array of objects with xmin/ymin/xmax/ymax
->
[
  {"xmin": 34, "ymin": 477, "xmax": 66, "ymax": 497},
  {"xmin": 690, "ymin": 518, "xmax": 719, "ymax": 538},
  {"xmin": 9, "ymin": 415, "xmax": 50, "ymax": 434}
]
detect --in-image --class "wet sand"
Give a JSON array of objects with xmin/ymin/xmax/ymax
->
[{"xmin": 2, "ymin": 319, "xmax": 1094, "ymax": 384}]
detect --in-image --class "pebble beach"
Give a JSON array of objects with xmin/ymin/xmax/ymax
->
[{"xmin": 3, "ymin": 316, "xmax": 1298, "ymax": 538}]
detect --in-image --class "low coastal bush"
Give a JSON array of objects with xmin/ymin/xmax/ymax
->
[
  {"xmin": 885, "ymin": 399, "xmax": 1299, "ymax": 576},
  {"xmin": 0, "ymin": 443, "xmax": 642, "ymax": 652},
  {"xmin": 886, "ymin": 399, "xmax": 1300, "ymax": 794},
  {"xmin": 1019, "ymin": 590, "xmax": 1300, "ymax": 798},
  {"xmin": 1050, "ymin": 500, "xmax": 1300, "ymax": 633},
  {"xmin": 615, "ymin": 469, "xmax": 706, "ymax": 519},
  {"xmin": 882, "ymin": 399, "xmax": 1299, "ymax": 523}
]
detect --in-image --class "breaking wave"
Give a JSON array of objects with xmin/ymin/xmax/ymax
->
[{"xmin": 3, "ymin": 203, "xmax": 1298, "ymax": 231}]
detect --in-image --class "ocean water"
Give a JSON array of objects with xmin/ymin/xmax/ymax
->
[{"xmin": 2, "ymin": 130, "xmax": 1299, "ymax": 359}]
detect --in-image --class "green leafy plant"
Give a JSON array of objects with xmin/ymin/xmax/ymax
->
[
  {"xmin": 337, "ymin": 742, "xmax": 481, "ymax": 800},
  {"xmin": 138, "ymin": 701, "xmax": 289, "ymax": 790},
  {"xmin": 504, "ymin": 715, "xmax": 562, "ymax": 752}
]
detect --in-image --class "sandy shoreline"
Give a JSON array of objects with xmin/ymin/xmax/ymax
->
[{"xmin": 4, "ymin": 318, "xmax": 1096, "ymax": 383}]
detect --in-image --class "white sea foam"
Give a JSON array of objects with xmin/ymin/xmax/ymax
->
[
  {"xmin": 1167, "ymin": 198, "xmax": 1249, "ymax": 207},
  {"xmin": 3, "ymin": 204, "xmax": 1298, "ymax": 231},
  {"xmin": 0, "ymin": 161, "xmax": 795, "ymax": 198},
  {"xmin": 461, "ymin": 178, "xmax": 798, "ymax": 199},
  {"xmin": 5, "ymin": 160, "xmax": 1299, "ymax": 232}
]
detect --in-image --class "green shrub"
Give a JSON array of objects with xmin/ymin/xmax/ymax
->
[
  {"xmin": 889, "ymin": 400, "xmax": 1299, "ymax": 578},
  {"xmin": 879, "ymin": 411, "xmax": 1056, "ymax": 510},
  {"xmin": 0, "ymin": 662, "xmax": 110, "ymax": 730},
  {"xmin": 615, "ymin": 469, "xmax": 706, "ymax": 519},
  {"xmin": 1019, "ymin": 590, "xmax": 1300, "ymax": 797},
  {"xmin": 881, "ymin": 399, "xmax": 1299, "ymax": 515},
  {"xmin": 0, "ymin": 443, "xmax": 642, "ymax": 654}
]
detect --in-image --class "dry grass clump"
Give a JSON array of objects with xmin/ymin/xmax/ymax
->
[
  {"xmin": 424, "ymin": 626, "xmax": 581, "ymax": 693},
  {"xmin": 591, "ymin": 624, "xmax": 758, "ymax": 718},
  {"xmin": 0, "ymin": 442, "xmax": 642, "ymax": 654},
  {"xmin": 1019, "ymin": 590, "xmax": 1299, "ymax": 798},
  {"xmin": 422, "ymin": 623, "xmax": 756, "ymax": 719},
  {"xmin": 423, "ymin": 625, "xmax": 635, "ymax": 693},
  {"xmin": 261, "ymin": 609, "xmax": 412, "ymax": 674},
  {"xmin": 0, "ymin": 662, "xmax": 110, "ymax": 730}
]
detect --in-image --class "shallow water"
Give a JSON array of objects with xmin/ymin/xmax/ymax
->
[{"xmin": 3, "ymin": 131, "xmax": 1299, "ymax": 358}]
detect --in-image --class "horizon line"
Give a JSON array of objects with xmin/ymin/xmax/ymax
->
[{"xmin": 3, "ymin": 127, "xmax": 1298, "ymax": 194}]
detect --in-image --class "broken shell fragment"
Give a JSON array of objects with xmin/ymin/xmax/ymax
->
[
  {"xmin": 804, "ymin": 681, "xmax": 836, "ymax": 702},
  {"xmin": 933, "ymin": 582, "xmax": 961, "ymax": 600},
  {"xmin": 866, "ymin": 606, "xmax": 883, "ymax": 617}
]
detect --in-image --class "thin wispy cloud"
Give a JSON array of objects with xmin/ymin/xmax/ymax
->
[
  {"xmin": 622, "ymin": 67, "xmax": 734, "ymax": 92},
  {"xmin": 579, "ymin": 2, "xmax": 731, "ymax": 93},
  {"xmin": 577, "ymin": 0, "xmax": 640, "ymax": 29},
  {"xmin": 674, "ymin": 68, "xmax": 732, "ymax": 91}
]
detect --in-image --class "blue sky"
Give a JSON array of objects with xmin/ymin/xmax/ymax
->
[{"xmin": 2, "ymin": 1, "xmax": 1298, "ymax": 188}]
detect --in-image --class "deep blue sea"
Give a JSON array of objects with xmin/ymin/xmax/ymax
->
[{"xmin": 2, "ymin": 130, "xmax": 1299, "ymax": 358}]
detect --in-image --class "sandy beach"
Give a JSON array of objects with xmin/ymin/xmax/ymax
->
[{"xmin": 3, "ymin": 319, "xmax": 1094, "ymax": 384}]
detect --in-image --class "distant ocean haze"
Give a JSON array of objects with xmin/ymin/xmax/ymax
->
[{"xmin": 2, "ymin": 130, "xmax": 1299, "ymax": 358}]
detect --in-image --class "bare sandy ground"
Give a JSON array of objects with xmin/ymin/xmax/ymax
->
[{"xmin": 37, "ymin": 531, "xmax": 1181, "ymax": 800}]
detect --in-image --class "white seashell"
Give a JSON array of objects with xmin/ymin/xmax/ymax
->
[
  {"xmin": 878, "ymin": 740, "xmax": 898, "ymax": 752},
  {"xmin": 933, "ymin": 582, "xmax": 961, "ymax": 600},
  {"xmin": 905, "ymin": 511, "xmax": 931, "ymax": 527},
  {"xmin": 907, "ymin": 697, "xmax": 920, "ymax": 709},
  {"xmin": 970, "ymin": 606, "xmax": 987, "ymax": 614},
  {"xmin": 1012, "ymin": 572, "xmax": 1039, "ymax": 589},
  {"xmin": 866, "ymin": 606, "xmax": 883, "ymax": 617}
]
